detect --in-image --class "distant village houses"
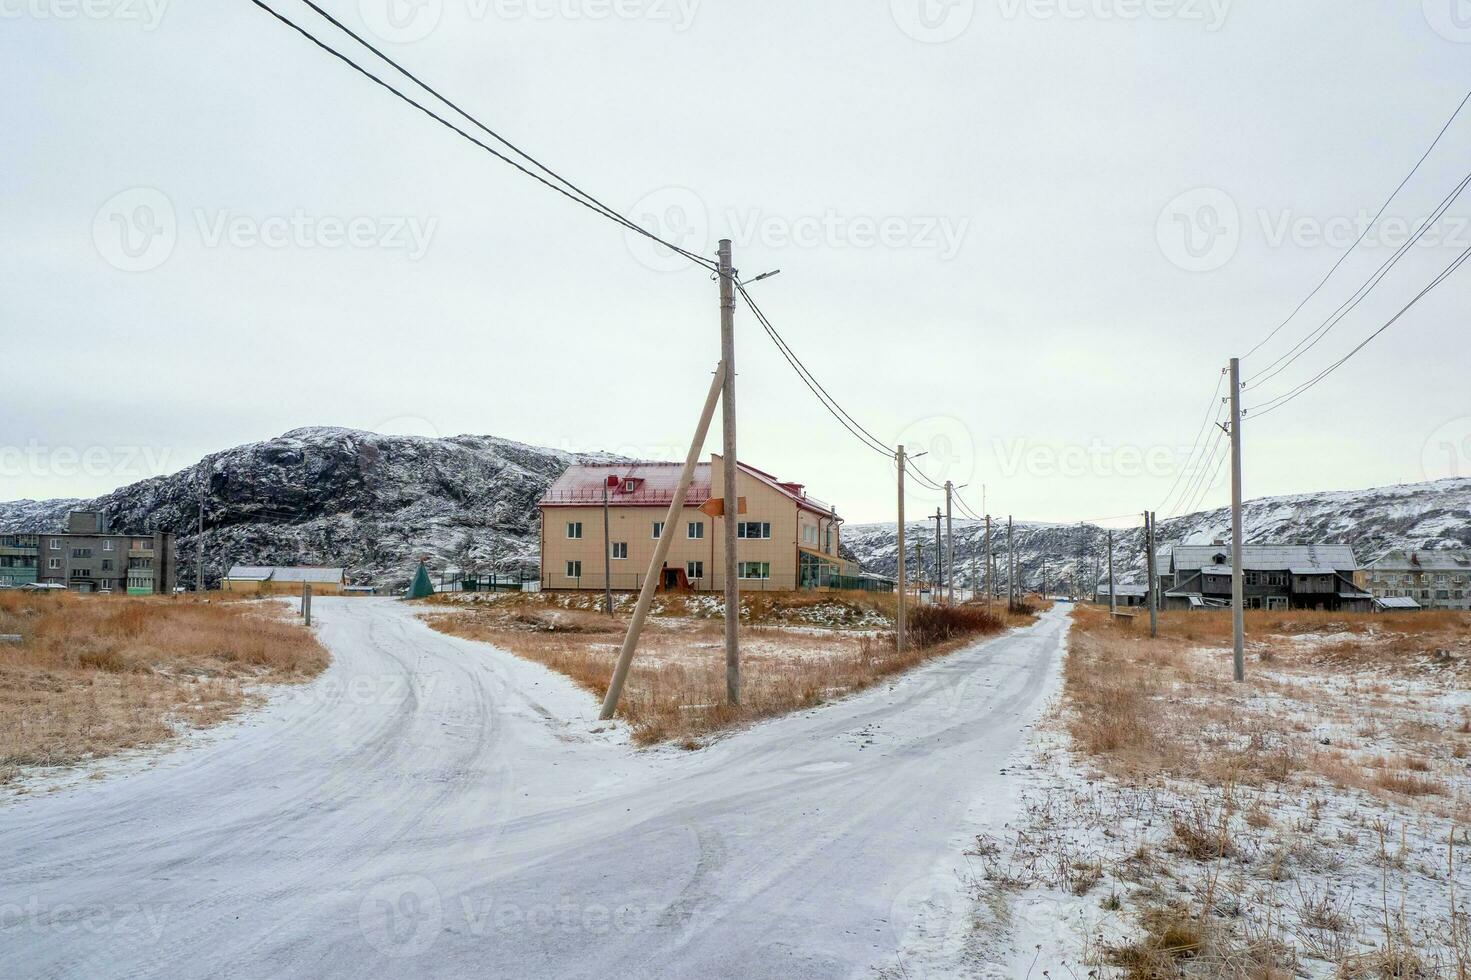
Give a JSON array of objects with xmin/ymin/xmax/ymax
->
[
  {"xmin": 0, "ymin": 510, "xmax": 176, "ymax": 594},
  {"xmin": 1356, "ymin": 549, "xmax": 1471, "ymax": 611},
  {"xmin": 537, "ymin": 455, "xmax": 870, "ymax": 592},
  {"xmin": 1157, "ymin": 543, "xmax": 1374, "ymax": 612}
]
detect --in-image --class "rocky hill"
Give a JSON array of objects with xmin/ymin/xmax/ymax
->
[
  {"xmin": 6, "ymin": 427, "xmax": 1467, "ymax": 595},
  {"xmin": 843, "ymin": 477, "xmax": 1471, "ymax": 596},
  {"xmin": 0, "ymin": 427, "xmax": 618, "ymax": 590}
]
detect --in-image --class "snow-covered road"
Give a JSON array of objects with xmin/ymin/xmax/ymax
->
[{"xmin": 3, "ymin": 598, "xmax": 1068, "ymax": 979}]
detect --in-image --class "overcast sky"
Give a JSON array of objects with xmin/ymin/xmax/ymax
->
[{"xmin": 3, "ymin": 0, "xmax": 1469, "ymax": 524}]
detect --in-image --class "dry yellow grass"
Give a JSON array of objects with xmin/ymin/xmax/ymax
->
[
  {"xmin": 1064, "ymin": 604, "xmax": 1471, "ymax": 812},
  {"xmin": 0, "ymin": 591, "xmax": 327, "ymax": 785},
  {"xmin": 422, "ymin": 590, "xmax": 1030, "ymax": 746}
]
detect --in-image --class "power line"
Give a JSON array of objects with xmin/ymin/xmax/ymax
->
[
  {"xmin": 1246, "ymin": 239, "xmax": 1471, "ymax": 420},
  {"xmin": 1244, "ymin": 168, "xmax": 1471, "ymax": 390},
  {"xmin": 249, "ymin": 0, "xmax": 716, "ymax": 271},
  {"xmin": 1241, "ymin": 86, "xmax": 1471, "ymax": 362},
  {"xmin": 1155, "ymin": 371, "xmax": 1226, "ymax": 515}
]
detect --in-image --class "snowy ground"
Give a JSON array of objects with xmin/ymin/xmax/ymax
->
[
  {"xmin": 0, "ymin": 597, "xmax": 1068, "ymax": 979},
  {"xmin": 920, "ymin": 620, "xmax": 1471, "ymax": 977}
]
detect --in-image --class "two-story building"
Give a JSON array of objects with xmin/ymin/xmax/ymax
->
[
  {"xmin": 1158, "ymin": 543, "xmax": 1372, "ymax": 612},
  {"xmin": 538, "ymin": 455, "xmax": 857, "ymax": 592},
  {"xmin": 1357, "ymin": 550, "xmax": 1471, "ymax": 610},
  {"xmin": 21, "ymin": 510, "xmax": 177, "ymax": 595}
]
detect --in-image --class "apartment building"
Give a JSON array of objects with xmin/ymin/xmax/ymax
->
[
  {"xmin": 1357, "ymin": 549, "xmax": 1471, "ymax": 610},
  {"xmin": 1158, "ymin": 543, "xmax": 1372, "ymax": 612},
  {"xmin": 538, "ymin": 455, "xmax": 855, "ymax": 592},
  {"xmin": 8, "ymin": 510, "xmax": 178, "ymax": 594}
]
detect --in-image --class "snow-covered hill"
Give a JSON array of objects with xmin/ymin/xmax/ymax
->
[
  {"xmin": 0, "ymin": 427, "xmax": 620, "ymax": 590},
  {"xmin": 844, "ymin": 477, "xmax": 1471, "ymax": 595},
  {"xmin": 6, "ymin": 427, "xmax": 1467, "ymax": 594}
]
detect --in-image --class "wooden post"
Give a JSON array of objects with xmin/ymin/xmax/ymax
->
[
  {"xmin": 602, "ymin": 479, "xmax": 613, "ymax": 616},
  {"xmin": 1229, "ymin": 356, "xmax": 1245, "ymax": 681},
  {"xmin": 1107, "ymin": 530, "xmax": 1116, "ymax": 615},
  {"xmin": 600, "ymin": 362, "xmax": 726, "ymax": 721},
  {"xmin": 301, "ymin": 581, "xmax": 312, "ymax": 626},
  {"xmin": 896, "ymin": 445, "xmax": 907, "ymax": 652},
  {"xmin": 1146, "ymin": 511, "xmax": 1159, "ymax": 637},
  {"xmin": 718, "ymin": 240, "xmax": 740, "ymax": 706},
  {"xmin": 985, "ymin": 514, "xmax": 993, "ymax": 612}
]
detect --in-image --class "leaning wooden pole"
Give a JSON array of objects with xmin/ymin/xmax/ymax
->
[{"xmin": 600, "ymin": 361, "xmax": 727, "ymax": 721}]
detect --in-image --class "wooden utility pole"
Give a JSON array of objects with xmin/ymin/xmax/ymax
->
[
  {"xmin": 916, "ymin": 540, "xmax": 925, "ymax": 591},
  {"xmin": 1041, "ymin": 556, "xmax": 1048, "ymax": 599},
  {"xmin": 984, "ymin": 515, "xmax": 993, "ymax": 612},
  {"xmin": 944, "ymin": 482, "xmax": 955, "ymax": 605},
  {"xmin": 301, "ymin": 581, "xmax": 312, "ymax": 626},
  {"xmin": 601, "ymin": 362, "xmax": 726, "ymax": 720},
  {"xmin": 196, "ymin": 476, "xmax": 205, "ymax": 593},
  {"xmin": 1007, "ymin": 516, "xmax": 1015, "ymax": 606},
  {"xmin": 1145, "ymin": 510, "xmax": 1159, "ymax": 637},
  {"xmin": 895, "ymin": 445, "xmax": 907, "ymax": 652},
  {"xmin": 931, "ymin": 508, "xmax": 943, "ymax": 599},
  {"xmin": 1229, "ymin": 356, "xmax": 1245, "ymax": 682},
  {"xmin": 602, "ymin": 479, "xmax": 613, "ymax": 616},
  {"xmin": 1107, "ymin": 530, "xmax": 1116, "ymax": 615},
  {"xmin": 718, "ymin": 239, "xmax": 740, "ymax": 705}
]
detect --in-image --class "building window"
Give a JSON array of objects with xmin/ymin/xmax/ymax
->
[
  {"xmin": 49, "ymin": 558, "xmax": 62, "ymax": 570},
  {"xmin": 738, "ymin": 561, "xmax": 770, "ymax": 580},
  {"xmin": 566, "ymin": 560, "xmax": 582, "ymax": 579},
  {"xmin": 651, "ymin": 522, "xmax": 664, "ymax": 539},
  {"xmin": 687, "ymin": 522, "xmax": 704, "ymax": 540},
  {"xmin": 49, "ymin": 539, "xmax": 61, "ymax": 551},
  {"xmin": 610, "ymin": 542, "xmax": 628, "ymax": 560},
  {"xmin": 623, "ymin": 480, "xmax": 637, "ymax": 493},
  {"xmin": 737, "ymin": 522, "xmax": 771, "ymax": 540},
  {"xmin": 101, "ymin": 559, "xmax": 114, "ymax": 571},
  {"xmin": 73, "ymin": 568, "xmax": 92, "ymax": 578},
  {"xmin": 687, "ymin": 561, "xmax": 704, "ymax": 581},
  {"xmin": 102, "ymin": 540, "xmax": 114, "ymax": 551},
  {"xmin": 72, "ymin": 548, "xmax": 92, "ymax": 559},
  {"xmin": 566, "ymin": 522, "xmax": 583, "ymax": 539}
]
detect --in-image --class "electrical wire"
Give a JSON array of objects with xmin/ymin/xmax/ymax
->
[
  {"xmin": 1154, "ymin": 371, "xmax": 1226, "ymax": 515},
  {"xmin": 1244, "ymin": 169, "xmax": 1471, "ymax": 390},
  {"xmin": 1246, "ymin": 239, "xmax": 1471, "ymax": 420},
  {"xmin": 249, "ymin": 0, "xmax": 717, "ymax": 271},
  {"xmin": 1241, "ymin": 86, "xmax": 1471, "ymax": 362}
]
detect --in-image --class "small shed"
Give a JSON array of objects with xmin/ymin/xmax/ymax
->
[
  {"xmin": 222, "ymin": 566, "xmax": 346, "ymax": 595},
  {"xmin": 1374, "ymin": 595, "xmax": 1422, "ymax": 612}
]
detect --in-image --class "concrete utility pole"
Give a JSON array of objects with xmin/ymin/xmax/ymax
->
[
  {"xmin": 1041, "ymin": 556, "xmax": 1048, "ymax": 599},
  {"xmin": 931, "ymin": 509, "xmax": 943, "ymax": 599},
  {"xmin": 896, "ymin": 445, "xmax": 907, "ymax": 652},
  {"xmin": 195, "ymin": 475, "xmax": 205, "ymax": 593},
  {"xmin": 944, "ymin": 482, "xmax": 955, "ymax": 605},
  {"xmin": 301, "ymin": 581, "xmax": 312, "ymax": 626},
  {"xmin": 602, "ymin": 479, "xmax": 613, "ymax": 616},
  {"xmin": 1145, "ymin": 510, "xmax": 1159, "ymax": 638},
  {"xmin": 1229, "ymin": 356, "xmax": 1246, "ymax": 682},
  {"xmin": 985, "ymin": 515, "xmax": 993, "ymax": 612},
  {"xmin": 1107, "ymin": 531, "xmax": 1116, "ymax": 615},
  {"xmin": 718, "ymin": 239, "xmax": 741, "ymax": 705},
  {"xmin": 601, "ymin": 362, "xmax": 726, "ymax": 720},
  {"xmin": 916, "ymin": 540, "xmax": 925, "ymax": 591},
  {"xmin": 1076, "ymin": 523, "xmax": 1085, "ymax": 602}
]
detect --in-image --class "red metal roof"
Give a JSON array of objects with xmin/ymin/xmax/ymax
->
[{"xmin": 539, "ymin": 458, "xmax": 839, "ymax": 519}]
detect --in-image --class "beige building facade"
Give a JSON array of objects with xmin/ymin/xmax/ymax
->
[{"xmin": 539, "ymin": 455, "xmax": 853, "ymax": 592}]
